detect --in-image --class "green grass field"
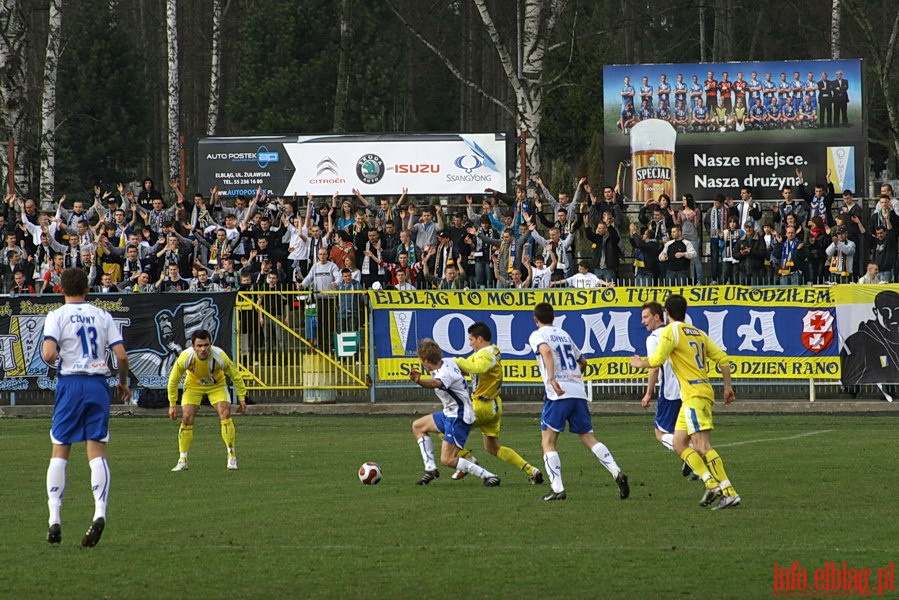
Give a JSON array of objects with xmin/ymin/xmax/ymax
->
[{"xmin": 2, "ymin": 414, "xmax": 896, "ymax": 599}]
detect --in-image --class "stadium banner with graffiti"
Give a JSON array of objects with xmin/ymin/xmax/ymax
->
[
  {"xmin": 197, "ymin": 133, "xmax": 507, "ymax": 198},
  {"xmin": 369, "ymin": 286, "xmax": 843, "ymax": 382},
  {"xmin": 835, "ymin": 284, "xmax": 899, "ymax": 387},
  {"xmin": 602, "ymin": 59, "xmax": 865, "ymax": 202},
  {"xmin": 0, "ymin": 293, "xmax": 235, "ymax": 391}
]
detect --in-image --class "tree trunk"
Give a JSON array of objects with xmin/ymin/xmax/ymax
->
[
  {"xmin": 165, "ymin": 0, "xmax": 180, "ymax": 181},
  {"xmin": 841, "ymin": 0, "xmax": 899, "ymax": 175},
  {"xmin": 0, "ymin": 0, "xmax": 30, "ymax": 195},
  {"xmin": 831, "ymin": 0, "xmax": 841, "ymax": 59},
  {"xmin": 333, "ymin": 0, "xmax": 351, "ymax": 133},
  {"xmin": 39, "ymin": 0, "xmax": 63, "ymax": 210},
  {"xmin": 206, "ymin": 0, "xmax": 223, "ymax": 135},
  {"xmin": 472, "ymin": 0, "xmax": 566, "ymax": 178}
]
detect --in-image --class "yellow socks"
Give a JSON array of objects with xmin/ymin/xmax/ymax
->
[{"xmin": 178, "ymin": 424, "xmax": 194, "ymax": 454}]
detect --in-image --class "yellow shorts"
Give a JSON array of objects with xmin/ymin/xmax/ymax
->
[
  {"xmin": 676, "ymin": 397, "xmax": 715, "ymax": 435},
  {"xmin": 181, "ymin": 385, "xmax": 230, "ymax": 406},
  {"xmin": 472, "ymin": 396, "xmax": 503, "ymax": 438}
]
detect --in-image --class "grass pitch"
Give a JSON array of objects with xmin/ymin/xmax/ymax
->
[{"xmin": 1, "ymin": 414, "xmax": 896, "ymax": 599}]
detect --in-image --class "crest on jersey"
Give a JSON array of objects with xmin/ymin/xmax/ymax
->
[{"xmin": 801, "ymin": 310, "xmax": 834, "ymax": 354}]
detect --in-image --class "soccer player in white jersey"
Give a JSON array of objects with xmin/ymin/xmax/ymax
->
[
  {"xmin": 409, "ymin": 339, "xmax": 501, "ymax": 487},
  {"xmin": 528, "ymin": 302, "xmax": 629, "ymax": 501},
  {"xmin": 42, "ymin": 268, "xmax": 131, "ymax": 547},
  {"xmin": 639, "ymin": 302, "xmax": 697, "ymax": 480}
]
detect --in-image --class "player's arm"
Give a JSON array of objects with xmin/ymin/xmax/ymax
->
[
  {"xmin": 223, "ymin": 353, "xmax": 248, "ymax": 414},
  {"xmin": 538, "ymin": 343, "xmax": 564, "ymax": 396},
  {"xmin": 631, "ymin": 326, "xmax": 675, "ymax": 369},
  {"xmin": 705, "ymin": 336, "xmax": 735, "ymax": 404},
  {"xmin": 41, "ymin": 337, "xmax": 59, "ymax": 365},
  {"xmin": 453, "ymin": 351, "xmax": 494, "ymax": 375},
  {"xmin": 110, "ymin": 341, "xmax": 132, "ymax": 403},
  {"xmin": 641, "ymin": 367, "xmax": 659, "ymax": 408},
  {"xmin": 167, "ymin": 352, "xmax": 187, "ymax": 420},
  {"xmin": 409, "ymin": 369, "xmax": 443, "ymax": 389}
]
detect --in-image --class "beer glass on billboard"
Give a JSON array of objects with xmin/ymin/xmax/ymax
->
[{"xmin": 630, "ymin": 118, "xmax": 677, "ymax": 203}]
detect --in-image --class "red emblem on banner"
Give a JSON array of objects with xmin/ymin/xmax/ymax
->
[{"xmin": 801, "ymin": 310, "xmax": 834, "ymax": 354}]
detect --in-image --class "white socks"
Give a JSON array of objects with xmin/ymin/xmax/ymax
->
[
  {"xmin": 660, "ymin": 433, "xmax": 674, "ymax": 451},
  {"xmin": 591, "ymin": 442, "xmax": 621, "ymax": 478},
  {"xmin": 89, "ymin": 457, "xmax": 110, "ymax": 521},
  {"xmin": 46, "ymin": 458, "xmax": 67, "ymax": 525},
  {"xmin": 543, "ymin": 451, "xmax": 564, "ymax": 493},
  {"xmin": 417, "ymin": 435, "xmax": 437, "ymax": 471},
  {"xmin": 455, "ymin": 457, "xmax": 494, "ymax": 480}
]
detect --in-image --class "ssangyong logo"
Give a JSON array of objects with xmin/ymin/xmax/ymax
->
[
  {"xmin": 453, "ymin": 155, "xmax": 483, "ymax": 173},
  {"xmin": 356, "ymin": 154, "xmax": 385, "ymax": 185},
  {"xmin": 256, "ymin": 145, "xmax": 279, "ymax": 169}
]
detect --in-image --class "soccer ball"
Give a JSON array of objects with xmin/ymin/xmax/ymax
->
[{"xmin": 358, "ymin": 462, "xmax": 382, "ymax": 485}]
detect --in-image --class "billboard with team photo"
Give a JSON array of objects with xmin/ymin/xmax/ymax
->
[
  {"xmin": 197, "ymin": 133, "xmax": 507, "ymax": 198},
  {"xmin": 602, "ymin": 59, "xmax": 865, "ymax": 202}
]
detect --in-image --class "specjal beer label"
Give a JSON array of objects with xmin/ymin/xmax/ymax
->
[{"xmin": 630, "ymin": 119, "xmax": 677, "ymax": 203}]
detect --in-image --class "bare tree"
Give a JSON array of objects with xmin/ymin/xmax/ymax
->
[
  {"xmin": 39, "ymin": 0, "xmax": 63, "ymax": 210},
  {"xmin": 165, "ymin": 0, "xmax": 180, "ymax": 180},
  {"xmin": 206, "ymin": 0, "xmax": 224, "ymax": 135},
  {"xmin": 841, "ymin": 0, "xmax": 899, "ymax": 169},
  {"xmin": 333, "ymin": 0, "xmax": 351, "ymax": 133},
  {"xmin": 831, "ymin": 0, "xmax": 841, "ymax": 59},
  {"xmin": 0, "ymin": 0, "xmax": 30, "ymax": 195},
  {"xmin": 389, "ymin": 0, "xmax": 568, "ymax": 178}
]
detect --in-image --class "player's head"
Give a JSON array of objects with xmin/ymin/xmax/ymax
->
[
  {"xmin": 191, "ymin": 329, "xmax": 213, "ymax": 359},
  {"xmin": 641, "ymin": 301, "xmax": 665, "ymax": 331},
  {"xmin": 534, "ymin": 302, "xmax": 555, "ymax": 326},
  {"xmin": 467, "ymin": 321, "xmax": 492, "ymax": 350},
  {"xmin": 61, "ymin": 268, "xmax": 89, "ymax": 297},
  {"xmin": 416, "ymin": 338, "xmax": 443, "ymax": 370},
  {"xmin": 664, "ymin": 294, "xmax": 688, "ymax": 322}
]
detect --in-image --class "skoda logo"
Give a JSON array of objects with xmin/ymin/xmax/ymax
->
[
  {"xmin": 356, "ymin": 154, "xmax": 384, "ymax": 185},
  {"xmin": 454, "ymin": 154, "xmax": 484, "ymax": 174}
]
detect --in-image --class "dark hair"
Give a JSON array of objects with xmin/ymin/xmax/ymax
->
[
  {"xmin": 61, "ymin": 268, "xmax": 89, "ymax": 296},
  {"xmin": 191, "ymin": 329, "xmax": 212, "ymax": 343},
  {"xmin": 642, "ymin": 301, "xmax": 664, "ymax": 318},
  {"xmin": 664, "ymin": 294, "xmax": 688, "ymax": 321},
  {"xmin": 467, "ymin": 321, "xmax": 492, "ymax": 343},
  {"xmin": 534, "ymin": 302, "xmax": 554, "ymax": 325},
  {"xmin": 741, "ymin": 185, "xmax": 753, "ymax": 195}
]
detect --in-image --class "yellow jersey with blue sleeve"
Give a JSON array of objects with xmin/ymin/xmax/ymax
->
[
  {"xmin": 647, "ymin": 321, "xmax": 728, "ymax": 403},
  {"xmin": 167, "ymin": 346, "xmax": 247, "ymax": 406}
]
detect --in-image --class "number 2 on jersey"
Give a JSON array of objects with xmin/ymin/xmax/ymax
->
[
  {"xmin": 688, "ymin": 340, "xmax": 706, "ymax": 370},
  {"xmin": 76, "ymin": 326, "xmax": 99, "ymax": 359}
]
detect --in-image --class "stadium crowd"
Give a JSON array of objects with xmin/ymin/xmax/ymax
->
[{"xmin": 0, "ymin": 174, "xmax": 896, "ymax": 296}]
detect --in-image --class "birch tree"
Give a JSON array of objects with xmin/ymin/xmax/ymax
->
[
  {"xmin": 389, "ymin": 0, "xmax": 568, "ymax": 178},
  {"xmin": 39, "ymin": 0, "xmax": 63, "ymax": 210},
  {"xmin": 165, "ymin": 0, "xmax": 180, "ymax": 180},
  {"xmin": 333, "ymin": 0, "xmax": 352, "ymax": 133},
  {"xmin": 0, "ymin": 0, "xmax": 29, "ymax": 195},
  {"xmin": 206, "ymin": 0, "xmax": 224, "ymax": 135},
  {"xmin": 841, "ymin": 0, "xmax": 899, "ymax": 170}
]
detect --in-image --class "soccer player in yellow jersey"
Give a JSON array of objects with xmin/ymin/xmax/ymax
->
[
  {"xmin": 630, "ymin": 294, "xmax": 741, "ymax": 510},
  {"xmin": 167, "ymin": 329, "xmax": 247, "ymax": 471},
  {"xmin": 451, "ymin": 322, "xmax": 543, "ymax": 484}
]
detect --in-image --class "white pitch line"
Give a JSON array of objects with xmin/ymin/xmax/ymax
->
[{"xmin": 717, "ymin": 429, "xmax": 833, "ymax": 448}]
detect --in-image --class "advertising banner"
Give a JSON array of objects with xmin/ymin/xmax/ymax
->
[
  {"xmin": 197, "ymin": 133, "xmax": 508, "ymax": 198},
  {"xmin": 369, "ymin": 286, "xmax": 841, "ymax": 382},
  {"xmin": 602, "ymin": 59, "xmax": 865, "ymax": 202},
  {"xmin": 0, "ymin": 293, "xmax": 235, "ymax": 391}
]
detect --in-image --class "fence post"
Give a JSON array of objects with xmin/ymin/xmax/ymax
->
[{"xmin": 369, "ymin": 300, "xmax": 376, "ymax": 403}]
